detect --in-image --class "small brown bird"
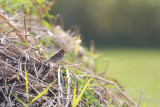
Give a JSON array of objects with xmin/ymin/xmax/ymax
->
[{"xmin": 45, "ymin": 49, "xmax": 66, "ymax": 63}]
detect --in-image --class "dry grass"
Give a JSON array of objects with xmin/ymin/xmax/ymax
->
[{"xmin": 0, "ymin": 8, "xmax": 136, "ymax": 107}]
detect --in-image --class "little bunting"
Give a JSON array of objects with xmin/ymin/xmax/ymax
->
[{"xmin": 45, "ymin": 49, "xmax": 66, "ymax": 63}]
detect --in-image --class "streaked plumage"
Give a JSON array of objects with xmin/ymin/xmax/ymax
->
[{"xmin": 45, "ymin": 49, "xmax": 66, "ymax": 63}]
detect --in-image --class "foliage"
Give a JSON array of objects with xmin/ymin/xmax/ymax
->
[
  {"xmin": 72, "ymin": 77, "xmax": 92, "ymax": 107},
  {"xmin": 0, "ymin": 0, "xmax": 54, "ymax": 28}
]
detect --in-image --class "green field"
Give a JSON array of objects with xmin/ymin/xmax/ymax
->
[{"xmin": 98, "ymin": 49, "xmax": 160, "ymax": 107}]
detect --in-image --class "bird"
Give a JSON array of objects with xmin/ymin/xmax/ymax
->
[{"xmin": 45, "ymin": 49, "xmax": 66, "ymax": 63}]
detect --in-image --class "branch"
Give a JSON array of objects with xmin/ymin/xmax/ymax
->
[{"xmin": 137, "ymin": 83, "xmax": 148, "ymax": 107}]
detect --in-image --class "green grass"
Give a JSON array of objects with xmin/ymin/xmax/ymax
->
[
  {"xmin": 12, "ymin": 65, "xmax": 57, "ymax": 106},
  {"xmin": 72, "ymin": 77, "xmax": 92, "ymax": 107},
  {"xmin": 98, "ymin": 49, "xmax": 160, "ymax": 107}
]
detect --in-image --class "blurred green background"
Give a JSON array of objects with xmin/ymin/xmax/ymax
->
[
  {"xmin": 99, "ymin": 49, "xmax": 160, "ymax": 106},
  {"xmin": 52, "ymin": 0, "xmax": 160, "ymax": 106},
  {"xmin": 52, "ymin": 0, "xmax": 160, "ymax": 48}
]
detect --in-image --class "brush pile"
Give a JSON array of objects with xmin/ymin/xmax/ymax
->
[{"xmin": 0, "ymin": 8, "xmax": 136, "ymax": 107}]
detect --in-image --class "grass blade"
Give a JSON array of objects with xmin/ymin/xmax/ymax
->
[
  {"xmin": 24, "ymin": 65, "xmax": 29, "ymax": 103},
  {"xmin": 75, "ymin": 77, "xmax": 92, "ymax": 106},
  {"xmin": 75, "ymin": 35, "xmax": 80, "ymax": 56},
  {"xmin": 72, "ymin": 85, "xmax": 77, "ymax": 107},
  {"xmin": 11, "ymin": 92, "xmax": 27, "ymax": 107},
  {"xmin": 30, "ymin": 79, "xmax": 57, "ymax": 104},
  {"xmin": 65, "ymin": 27, "xmax": 79, "ymax": 58}
]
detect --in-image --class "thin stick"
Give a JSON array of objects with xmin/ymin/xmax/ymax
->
[
  {"xmin": 33, "ymin": 36, "xmax": 41, "ymax": 56},
  {"xmin": 64, "ymin": 61, "xmax": 91, "ymax": 74},
  {"xmin": 21, "ymin": 3, "xmax": 28, "ymax": 42},
  {"xmin": 58, "ymin": 66, "xmax": 62, "ymax": 106},
  {"xmin": 0, "ymin": 15, "xmax": 25, "ymax": 41},
  {"xmin": 118, "ymin": 101, "xmax": 124, "ymax": 107},
  {"xmin": 77, "ymin": 75, "xmax": 136, "ymax": 106},
  {"xmin": 66, "ymin": 63, "xmax": 82, "ymax": 67},
  {"xmin": 137, "ymin": 83, "xmax": 148, "ymax": 107},
  {"xmin": 0, "ymin": 59, "xmax": 59, "ymax": 91},
  {"xmin": 67, "ymin": 67, "xmax": 79, "ymax": 92},
  {"xmin": 9, "ymin": 81, "xmax": 16, "ymax": 103},
  {"xmin": 65, "ymin": 68, "xmax": 71, "ymax": 107},
  {"xmin": 0, "ymin": 18, "xmax": 23, "ymax": 24},
  {"xmin": 0, "ymin": 14, "xmax": 24, "ymax": 24}
]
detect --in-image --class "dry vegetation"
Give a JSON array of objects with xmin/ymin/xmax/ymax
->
[{"xmin": 0, "ymin": 5, "xmax": 136, "ymax": 107}]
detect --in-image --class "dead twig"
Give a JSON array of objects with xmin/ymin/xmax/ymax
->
[
  {"xmin": 77, "ymin": 75, "xmax": 136, "ymax": 106},
  {"xmin": 137, "ymin": 83, "xmax": 148, "ymax": 107}
]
